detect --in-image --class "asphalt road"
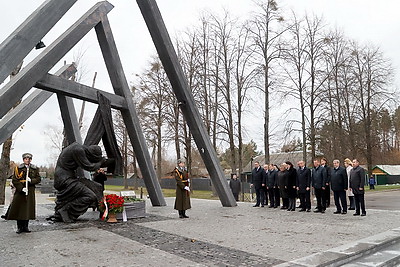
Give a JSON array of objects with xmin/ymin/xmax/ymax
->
[{"xmin": 365, "ymin": 189, "xmax": 400, "ymax": 211}]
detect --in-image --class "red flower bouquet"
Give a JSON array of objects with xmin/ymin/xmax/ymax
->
[{"xmin": 99, "ymin": 194, "xmax": 125, "ymax": 215}]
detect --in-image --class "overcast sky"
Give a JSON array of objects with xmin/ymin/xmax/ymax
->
[{"xmin": 1, "ymin": 0, "xmax": 400, "ymax": 166}]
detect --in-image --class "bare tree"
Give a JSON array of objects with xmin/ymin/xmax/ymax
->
[{"xmin": 248, "ymin": 0, "xmax": 286, "ymax": 164}]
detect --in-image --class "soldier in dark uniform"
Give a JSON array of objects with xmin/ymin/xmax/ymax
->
[
  {"xmin": 7, "ymin": 153, "xmax": 41, "ymax": 234},
  {"xmin": 174, "ymin": 159, "xmax": 191, "ymax": 218}
]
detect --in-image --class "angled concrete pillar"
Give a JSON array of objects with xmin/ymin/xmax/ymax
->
[
  {"xmin": 137, "ymin": 0, "xmax": 237, "ymax": 207},
  {"xmin": 95, "ymin": 14, "xmax": 166, "ymax": 206}
]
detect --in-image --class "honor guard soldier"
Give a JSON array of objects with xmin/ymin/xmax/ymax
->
[
  {"xmin": 7, "ymin": 153, "xmax": 41, "ymax": 233},
  {"xmin": 174, "ymin": 159, "xmax": 191, "ymax": 218}
]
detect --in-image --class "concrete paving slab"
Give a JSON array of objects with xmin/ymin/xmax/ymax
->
[{"xmin": 1, "ymin": 188, "xmax": 400, "ymax": 266}]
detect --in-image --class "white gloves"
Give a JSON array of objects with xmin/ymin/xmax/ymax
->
[
  {"xmin": 184, "ymin": 186, "xmax": 190, "ymax": 192},
  {"xmin": 22, "ymin": 188, "xmax": 28, "ymax": 193},
  {"xmin": 27, "ymin": 177, "xmax": 31, "ymax": 182}
]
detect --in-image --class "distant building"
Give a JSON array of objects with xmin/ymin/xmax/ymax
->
[{"xmin": 371, "ymin": 165, "xmax": 400, "ymax": 185}]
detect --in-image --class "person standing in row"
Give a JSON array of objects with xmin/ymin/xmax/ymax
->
[
  {"xmin": 350, "ymin": 159, "xmax": 366, "ymax": 216},
  {"xmin": 330, "ymin": 160, "xmax": 348, "ymax": 214},
  {"xmin": 265, "ymin": 164, "xmax": 277, "ymax": 208},
  {"xmin": 251, "ymin": 161, "xmax": 266, "ymax": 207},
  {"xmin": 312, "ymin": 159, "xmax": 327, "ymax": 213},
  {"xmin": 296, "ymin": 160, "xmax": 311, "ymax": 212},
  {"xmin": 321, "ymin": 158, "xmax": 331, "ymax": 208},
  {"xmin": 7, "ymin": 153, "xmax": 41, "ymax": 234},
  {"xmin": 286, "ymin": 161, "xmax": 297, "ymax": 211},
  {"xmin": 271, "ymin": 164, "xmax": 280, "ymax": 208},
  {"xmin": 277, "ymin": 163, "xmax": 289, "ymax": 209},
  {"xmin": 229, "ymin": 174, "xmax": 241, "ymax": 201},
  {"xmin": 344, "ymin": 158, "xmax": 355, "ymax": 210},
  {"xmin": 174, "ymin": 159, "xmax": 191, "ymax": 218}
]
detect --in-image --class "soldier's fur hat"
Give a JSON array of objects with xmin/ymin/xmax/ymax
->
[{"xmin": 22, "ymin": 153, "xmax": 33, "ymax": 159}]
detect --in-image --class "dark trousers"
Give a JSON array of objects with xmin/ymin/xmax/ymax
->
[
  {"xmin": 273, "ymin": 188, "xmax": 280, "ymax": 207},
  {"xmin": 17, "ymin": 220, "xmax": 29, "ymax": 230},
  {"xmin": 324, "ymin": 185, "xmax": 331, "ymax": 206},
  {"xmin": 354, "ymin": 193, "xmax": 366, "ymax": 214},
  {"xmin": 267, "ymin": 188, "xmax": 275, "ymax": 207},
  {"xmin": 232, "ymin": 192, "xmax": 239, "ymax": 201},
  {"xmin": 281, "ymin": 198, "xmax": 289, "ymax": 208},
  {"xmin": 255, "ymin": 187, "xmax": 265, "ymax": 206},
  {"xmin": 315, "ymin": 188, "xmax": 326, "ymax": 211},
  {"xmin": 262, "ymin": 187, "xmax": 268, "ymax": 205},
  {"xmin": 298, "ymin": 191, "xmax": 311, "ymax": 210},
  {"xmin": 333, "ymin": 190, "xmax": 347, "ymax": 212}
]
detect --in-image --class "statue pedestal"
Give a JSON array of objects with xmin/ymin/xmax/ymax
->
[{"xmin": 116, "ymin": 201, "xmax": 146, "ymax": 220}]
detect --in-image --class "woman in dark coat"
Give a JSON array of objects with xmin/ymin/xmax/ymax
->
[
  {"xmin": 7, "ymin": 153, "xmax": 41, "ymax": 234},
  {"xmin": 277, "ymin": 163, "xmax": 289, "ymax": 209},
  {"xmin": 174, "ymin": 159, "xmax": 191, "ymax": 218},
  {"xmin": 286, "ymin": 161, "xmax": 298, "ymax": 211}
]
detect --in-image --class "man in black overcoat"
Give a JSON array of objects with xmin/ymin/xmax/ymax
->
[
  {"xmin": 350, "ymin": 159, "xmax": 366, "ymax": 216},
  {"xmin": 251, "ymin": 161, "xmax": 266, "ymax": 207},
  {"xmin": 312, "ymin": 159, "xmax": 327, "ymax": 213},
  {"xmin": 321, "ymin": 158, "xmax": 331, "ymax": 208},
  {"xmin": 296, "ymin": 160, "xmax": 311, "ymax": 212},
  {"xmin": 330, "ymin": 160, "xmax": 348, "ymax": 214}
]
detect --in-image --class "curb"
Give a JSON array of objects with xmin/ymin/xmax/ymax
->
[{"xmin": 276, "ymin": 227, "xmax": 400, "ymax": 267}]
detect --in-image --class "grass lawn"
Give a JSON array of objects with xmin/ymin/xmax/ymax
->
[
  {"xmin": 104, "ymin": 185, "xmax": 219, "ymax": 200},
  {"xmin": 365, "ymin": 184, "xmax": 400, "ymax": 192}
]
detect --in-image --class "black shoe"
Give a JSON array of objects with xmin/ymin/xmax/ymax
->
[
  {"xmin": 306, "ymin": 209, "xmax": 311, "ymax": 212},
  {"xmin": 341, "ymin": 211, "xmax": 347, "ymax": 214},
  {"xmin": 348, "ymin": 207, "xmax": 355, "ymax": 210},
  {"xmin": 23, "ymin": 227, "xmax": 31, "ymax": 233},
  {"xmin": 273, "ymin": 206, "xmax": 278, "ymax": 208},
  {"xmin": 361, "ymin": 213, "xmax": 366, "ymax": 216},
  {"xmin": 253, "ymin": 205, "xmax": 260, "ymax": 207},
  {"xmin": 353, "ymin": 213, "xmax": 360, "ymax": 216},
  {"xmin": 16, "ymin": 228, "xmax": 23, "ymax": 234},
  {"xmin": 314, "ymin": 210, "xmax": 321, "ymax": 213},
  {"xmin": 291, "ymin": 209, "xmax": 295, "ymax": 211},
  {"xmin": 261, "ymin": 205, "xmax": 264, "ymax": 207},
  {"xmin": 333, "ymin": 211, "xmax": 341, "ymax": 214},
  {"xmin": 299, "ymin": 209, "xmax": 306, "ymax": 212}
]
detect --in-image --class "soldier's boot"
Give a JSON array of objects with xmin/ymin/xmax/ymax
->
[
  {"xmin": 16, "ymin": 220, "xmax": 24, "ymax": 234},
  {"xmin": 182, "ymin": 210, "xmax": 189, "ymax": 218},
  {"xmin": 23, "ymin": 220, "xmax": 31, "ymax": 233}
]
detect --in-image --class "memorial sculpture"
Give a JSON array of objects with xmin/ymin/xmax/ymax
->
[
  {"xmin": 48, "ymin": 143, "xmax": 114, "ymax": 222},
  {"xmin": 0, "ymin": 0, "xmax": 237, "ymax": 209}
]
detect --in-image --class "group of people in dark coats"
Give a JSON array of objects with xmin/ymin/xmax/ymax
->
[{"xmin": 250, "ymin": 158, "xmax": 367, "ymax": 216}]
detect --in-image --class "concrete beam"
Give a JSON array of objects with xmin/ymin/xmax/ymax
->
[
  {"xmin": 35, "ymin": 74, "xmax": 127, "ymax": 110},
  {"xmin": 95, "ymin": 14, "xmax": 166, "ymax": 206},
  {"xmin": 0, "ymin": 0, "xmax": 77, "ymax": 83},
  {"xmin": 0, "ymin": 1, "xmax": 114, "ymax": 119},
  {"xmin": 0, "ymin": 64, "xmax": 77, "ymax": 145}
]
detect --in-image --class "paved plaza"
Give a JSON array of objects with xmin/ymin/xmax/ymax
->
[{"xmin": 1, "ymin": 188, "xmax": 400, "ymax": 266}]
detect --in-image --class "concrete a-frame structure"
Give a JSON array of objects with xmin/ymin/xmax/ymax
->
[{"xmin": 0, "ymin": 0, "xmax": 236, "ymax": 207}]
